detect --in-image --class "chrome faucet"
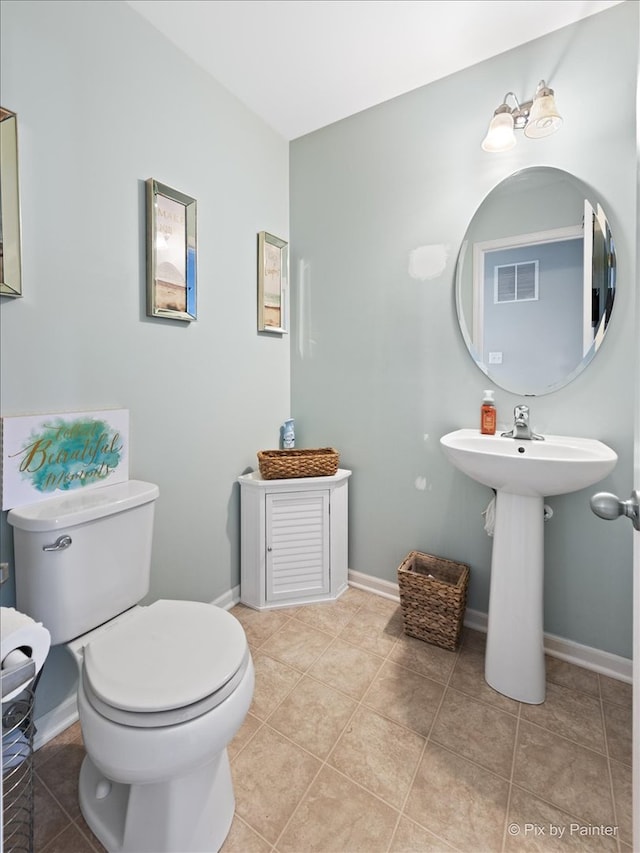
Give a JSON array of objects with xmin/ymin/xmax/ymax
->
[{"xmin": 501, "ymin": 405, "xmax": 544, "ymax": 441}]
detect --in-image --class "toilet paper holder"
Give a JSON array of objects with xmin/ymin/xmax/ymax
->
[
  {"xmin": 2, "ymin": 660, "xmax": 37, "ymax": 853},
  {"xmin": 1, "ymin": 658, "xmax": 36, "ymax": 701}
]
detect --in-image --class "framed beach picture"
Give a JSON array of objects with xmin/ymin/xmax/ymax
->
[
  {"xmin": 257, "ymin": 231, "xmax": 288, "ymax": 334},
  {"xmin": 0, "ymin": 107, "xmax": 23, "ymax": 298},
  {"xmin": 146, "ymin": 179, "xmax": 197, "ymax": 322}
]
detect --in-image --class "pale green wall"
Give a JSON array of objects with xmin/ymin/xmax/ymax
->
[
  {"xmin": 290, "ymin": 1, "xmax": 637, "ymax": 658},
  {"xmin": 0, "ymin": 0, "xmax": 290, "ymax": 715},
  {"xmin": 0, "ymin": 1, "xmax": 636, "ymax": 729}
]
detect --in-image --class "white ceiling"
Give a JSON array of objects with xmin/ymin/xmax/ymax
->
[{"xmin": 126, "ymin": 0, "xmax": 623, "ymax": 140}]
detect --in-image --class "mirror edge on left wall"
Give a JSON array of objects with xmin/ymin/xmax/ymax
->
[{"xmin": 1, "ymin": 107, "xmax": 23, "ymax": 298}]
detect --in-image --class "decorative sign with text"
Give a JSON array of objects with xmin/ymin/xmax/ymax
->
[{"xmin": 1, "ymin": 409, "xmax": 129, "ymax": 510}]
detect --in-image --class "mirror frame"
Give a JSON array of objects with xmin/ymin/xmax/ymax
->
[
  {"xmin": 145, "ymin": 178, "xmax": 197, "ymax": 322},
  {"xmin": 0, "ymin": 108, "xmax": 23, "ymax": 298},
  {"xmin": 257, "ymin": 230, "xmax": 289, "ymax": 335},
  {"xmin": 455, "ymin": 167, "xmax": 616, "ymax": 396}
]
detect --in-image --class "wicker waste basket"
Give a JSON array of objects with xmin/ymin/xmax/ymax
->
[{"xmin": 397, "ymin": 551, "xmax": 469, "ymax": 651}]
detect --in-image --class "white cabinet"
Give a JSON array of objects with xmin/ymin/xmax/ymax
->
[{"xmin": 238, "ymin": 469, "xmax": 351, "ymax": 610}]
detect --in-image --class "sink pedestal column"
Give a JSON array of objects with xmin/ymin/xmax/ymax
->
[{"xmin": 485, "ymin": 491, "xmax": 546, "ymax": 704}]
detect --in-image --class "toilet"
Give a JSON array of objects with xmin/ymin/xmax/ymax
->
[{"xmin": 7, "ymin": 480, "xmax": 254, "ymax": 853}]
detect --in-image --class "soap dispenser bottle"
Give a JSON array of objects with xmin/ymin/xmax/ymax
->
[{"xmin": 480, "ymin": 390, "xmax": 496, "ymax": 435}]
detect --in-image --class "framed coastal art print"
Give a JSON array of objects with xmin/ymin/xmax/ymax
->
[
  {"xmin": 257, "ymin": 231, "xmax": 288, "ymax": 334},
  {"xmin": 0, "ymin": 107, "xmax": 23, "ymax": 298},
  {"xmin": 146, "ymin": 178, "xmax": 197, "ymax": 322}
]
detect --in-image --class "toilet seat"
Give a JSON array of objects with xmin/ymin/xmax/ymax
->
[{"xmin": 82, "ymin": 600, "xmax": 249, "ymax": 728}]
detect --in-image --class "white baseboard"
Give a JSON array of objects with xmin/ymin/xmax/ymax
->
[
  {"xmin": 348, "ymin": 570, "xmax": 401, "ymax": 602},
  {"xmin": 348, "ymin": 569, "xmax": 632, "ymax": 684},
  {"xmin": 213, "ymin": 584, "xmax": 241, "ymax": 611},
  {"xmin": 33, "ymin": 693, "xmax": 79, "ymax": 751}
]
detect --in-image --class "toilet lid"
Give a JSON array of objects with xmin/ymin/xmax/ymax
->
[{"xmin": 83, "ymin": 600, "xmax": 248, "ymax": 718}]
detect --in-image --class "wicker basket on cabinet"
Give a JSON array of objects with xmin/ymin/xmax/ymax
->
[{"xmin": 257, "ymin": 448, "xmax": 339, "ymax": 480}]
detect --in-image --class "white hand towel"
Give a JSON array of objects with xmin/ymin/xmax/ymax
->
[{"xmin": 482, "ymin": 496, "xmax": 496, "ymax": 537}]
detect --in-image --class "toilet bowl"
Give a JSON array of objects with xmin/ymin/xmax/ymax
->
[
  {"xmin": 7, "ymin": 480, "xmax": 254, "ymax": 853},
  {"xmin": 74, "ymin": 601, "xmax": 254, "ymax": 852}
]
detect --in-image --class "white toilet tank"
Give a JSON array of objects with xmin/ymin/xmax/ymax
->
[{"xmin": 7, "ymin": 480, "xmax": 159, "ymax": 645}]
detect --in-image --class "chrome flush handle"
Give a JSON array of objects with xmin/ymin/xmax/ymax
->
[{"xmin": 42, "ymin": 535, "xmax": 73, "ymax": 552}]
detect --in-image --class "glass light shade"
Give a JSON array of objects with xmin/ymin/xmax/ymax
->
[
  {"xmin": 481, "ymin": 111, "xmax": 516, "ymax": 152},
  {"xmin": 524, "ymin": 93, "xmax": 562, "ymax": 138}
]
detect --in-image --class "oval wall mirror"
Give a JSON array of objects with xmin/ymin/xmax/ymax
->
[{"xmin": 455, "ymin": 167, "xmax": 616, "ymax": 395}]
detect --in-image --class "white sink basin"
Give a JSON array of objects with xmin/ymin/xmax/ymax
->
[
  {"xmin": 440, "ymin": 426, "xmax": 617, "ymax": 704},
  {"xmin": 440, "ymin": 428, "xmax": 617, "ymax": 497}
]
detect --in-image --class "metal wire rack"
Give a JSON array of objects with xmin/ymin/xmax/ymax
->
[{"xmin": 2, "ymin": 660, "xmax": 36, "ymax": 853}]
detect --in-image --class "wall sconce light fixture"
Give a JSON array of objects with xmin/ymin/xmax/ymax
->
[{"xmin": 481, "ymin": 80, "xmax": 562, "ymax": 153}]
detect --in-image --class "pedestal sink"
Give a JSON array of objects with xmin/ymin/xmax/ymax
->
[{"xmin": 440, "ymin": 428, "xmax": 617, "ymax": 703}]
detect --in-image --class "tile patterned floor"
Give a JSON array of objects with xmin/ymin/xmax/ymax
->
[{"xmin": 32, "ymin": 587, "xmax": 633, "ymax": 852}]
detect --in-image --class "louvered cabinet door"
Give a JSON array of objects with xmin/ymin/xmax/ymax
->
[
  {"xmin": 238, "ymin": 468, "xmax": 350, "ymax": 609},
  {"xmin": 265, "ymin": 491, "xmax": 330, "ymax": 602}
]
